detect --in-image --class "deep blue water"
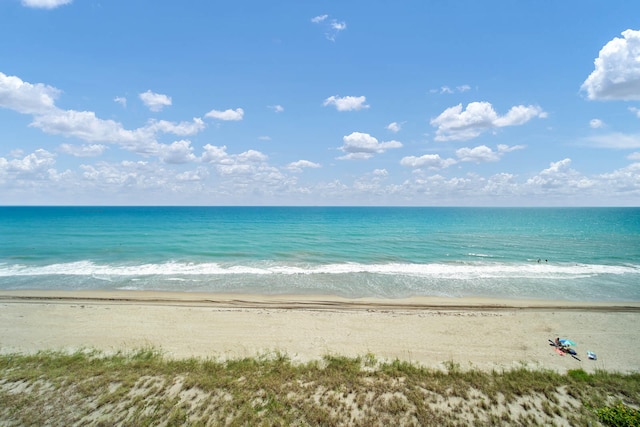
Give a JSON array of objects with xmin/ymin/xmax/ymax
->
[{"xmin": 1, "ymin": 206, "xmax": 638, "ymax": 301}]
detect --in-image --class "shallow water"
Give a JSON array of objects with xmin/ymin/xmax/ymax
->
[{"xmin": 1, "ymin": 206, "xmax": 638, "ymax": 301}]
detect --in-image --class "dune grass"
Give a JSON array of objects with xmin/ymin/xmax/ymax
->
[{"xmin": 0, "ymin": 349, "xmax": 638, "ymax": 426}]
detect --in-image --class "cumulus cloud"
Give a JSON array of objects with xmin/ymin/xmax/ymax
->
[
  {"xmin": 400, "ymin": 154, "xmax": 456, "ymax": 170},
  {"xmin": 597, "ymin": 163, "xmax": 640, "ymax": 193},
  {"xmin": 323, "ymin": 95, "xmax": 369, "ymax": 111},
  {"xmin": 630, "ymin": 107, "xmax": 640, "ymax": 118},
  {"xmin": 581, "ymin": 29, "xmax": 640, "ymax": 101},
  {"xmin": 0, "ymin": 72, "xmax": 212, "ymax": 160},
  {"xmin": 0, "ymin": 149, "xmax": 56, "ymax": 179},
  {"xmin": 143, "ymin": 118, "xmax": 205, "ymax": 136},
  {"xmin": 526, "ymin": 158, "xmax": 593, "ymax": 191},
  {"xmin": 205, "ymin": 108, "xmax": 244, "ymax": 121},
  {"xmin": 139, "ymin": 90, "xmax": 172, "ymax": 112},
  {"xmin": 456, "ymin": 144, "xmax": 525, "ymax": 163},
  {"xmin": 430, "ymin": 102, "xmax": 546, "ymax": 141},
  {"xmin": 386, "ymin": 122, "xmax": 401, "ymax": 133},
  {"xmin": 269, "ymin": 104, "xmax": 284, "ymax": 113},
  {"xmin": 21, "ymin": 0, "xmax": 71, "ymax": 8},
  {"xmin": 590, "ymin": 118, "xmax": 605, "ymax": 128},
  {"xmin": 286, "ymin": 160, "xmax": 321, "ymax": 173},
  {"xmin": 80, "ymin": 160, "xmax": 157, "ymax": 189},
  {"xmin": 0, "ymin": 72, "xmax": 59, "ymax": 114},
  {"xmin": 628, "ymin": 152, "xmax": 640, "ymax": 161},
  {"xmin": 338, "ymin": 132, "xmax": 402, "ymax": 160},
  {"xmin": 201, "ymin": 144, "xmax": 285, "ymax": 186},
  {"xmin": 201, "ymin": 145, "xmax": 268, "ymax": 172},
  {"xmin": 59, "ymin": 143, "xmax": 107, "ymax": 158},
  {"xmin": 30, "ymin": 109, "xmax": 139, "ymax": 144},
  {"xmin": 159, "ymin": 140, "xmax": 197, "ymax": 164}
]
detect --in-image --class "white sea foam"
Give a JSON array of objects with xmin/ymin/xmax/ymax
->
[{"xmin": 1, "ymin": 260, "xmax": 638, "ymax": 279}]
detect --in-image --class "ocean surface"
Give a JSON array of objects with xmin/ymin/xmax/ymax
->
[{"xmin": 1, "ymin": 206, "xmax": 639, "ymax": 302}]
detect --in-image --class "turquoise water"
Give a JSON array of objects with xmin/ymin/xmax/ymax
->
[{"xmin": 1, "ymin": 206, "xmax": 639, "ymax": 301}]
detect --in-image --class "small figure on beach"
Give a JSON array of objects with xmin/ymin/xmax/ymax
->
[{"xmin": 555, "ymin": 337, "xmax": 569, "ymax": 352}]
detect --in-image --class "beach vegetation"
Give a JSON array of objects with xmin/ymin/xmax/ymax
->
[
  {"xmin": 594, "ymin": 401, "xmax": 640, "ymax": 427},
  {"xmin": 0, "ymin": 349, "xmax": 638, "ymax": 426}
]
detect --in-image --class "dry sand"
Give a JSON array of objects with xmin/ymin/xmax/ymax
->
[{"xmin": 1, "ymin": 290, "xmax": 639, "ymax": 373}]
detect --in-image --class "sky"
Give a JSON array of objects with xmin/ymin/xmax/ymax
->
[{"xmin": 1, "ymin": 0, "xmax": 639, "ymax": 206}]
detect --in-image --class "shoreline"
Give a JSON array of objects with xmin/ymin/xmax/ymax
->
[
  {"xmin": 1, "ymin": 290, "xmax": 639, "ymax": 373},
  {"xmin": 2, "ymin": 289, "xmax": 640, "ymax": 310}
]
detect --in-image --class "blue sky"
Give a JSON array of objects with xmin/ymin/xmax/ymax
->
[{"xmin": 1, "ymin": 0, "xmax": 639, "ymax": 206}]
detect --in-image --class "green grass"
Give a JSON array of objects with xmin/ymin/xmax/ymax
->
[{"xmin": 0, "ymin": 349, "xmax": 638, "ymax": 426}]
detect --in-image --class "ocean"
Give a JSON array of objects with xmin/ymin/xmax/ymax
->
[{"xmin": 1, "ymin": 206, "xmax": 638, "ymax": 302}]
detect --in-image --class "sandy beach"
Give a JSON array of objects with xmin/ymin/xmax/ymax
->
[{"xmin": 1, "ymin": 290, "xmax": 639, "ymax": 373}]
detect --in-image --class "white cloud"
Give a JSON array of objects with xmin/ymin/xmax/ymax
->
[
  {"xmin": 21, "ymin": 0, "xmax": 71, "ymax": 9},
  {"xmin": 526, "ymin": 158, "xmax": 594, "ymax": 191},
  {"xmin": 205, "ymin": 108, "xmax": 244, "ymax": 121},
  {"xmin": 139, "ymin": 90, "xmax": 172, "ymax": 112},
  {"xmin": 30, "ymin": 109, "xmax": 139, "ymax": 144},
  {"xmin": 323, "ymin": 95, "xmax": 369, "ymax": 111},
  {"xmin": 159, "ymin": 140, "xmax": 196, "ymax": 164},
  {"xmin": 628, "ymin": 152, "xmax": 640, "ymax": 161},
  {"xmin": 143, "ymin": 118, "xmax": 205, "ymax": 136},
  {"xmin": 114, "ymin": 96, "xmax": 127, "ymax": 107},
  {"xmin": 581, "ymin": 29, "xmax": 640, "ymax": 101},
  {"xmin": 237, "ymin": 150, "xmax": 268, "ymax": 163},
  {"xmin": 59, "ymin": 143, "xmax": 107, "ymax": 158},
  {"xmin": 0, "ymin": 72, "xmax": 59, "ymax": 114},
  {"xmin": 431, "ymin": 85, "xmax": 471, "ymax": 94},
  {"xmin": 269, "ymin": 104, "xmax": 284, "ymax": 113},
  {"xmin": 286, "ymin": 160, "xmax": 321, "ymax": 173},
  {"xmin": 201, "ymin": 145, "xmax": 232, "ymax": 165},
  {"xmin": 338, "ymin": 132, "xmax": 402, "ymax": 160},
  {"xmin": 493, "ymin": 105, "xmax": 547, "ymax": 127},
  {"xmin": 386, "ymin": 122, "xmax": 401, "ymax": 133},
  {"xmin": 312, "ymin": 15, "xmax": 346, "ymax": 41},
  {"xmin": 596, "ymin": 162, "xmax": 640, "ymax": 192},
  {"xmin": 456, "ymin": 145, "xmax": 500, "ymax": 163},
  {"xmin": 430, "ymin": 102, "xmax": 546, "ymax": 141},
  {"xmin": 201, "ymin": 145, "xmax": 268, "ymax": 169},
  {"xmin": 630, "ymin": 107, "xmax": 640, "ymax": 118},
  {"xmin": 331, "ymin": 21, "xmax": 346, "ymax": 31},
  {"xmin": 400, "ymin": 154, "xmax": 456, "ymax": 170},
  {"xmin": 590, "ymin": 118, "xmax": 605, "ymax": 128},
  {"xmin": 0, "ymin": 149, "xmax": 56, "ymax": 178},
  {"xmin": 311, "ymin": 14, "xmax": 328, "ymax": 23},
  {"xmin": 455, "ymin": 144, "xmax": 524, "ymax": 163},
  {"xmin": 586, "ymin": 132, "xmax": 640, "ymax": 149},
  {"xmin": 175, "ymin": 167, "xmax": 208, "ymax": 182},
  {"xmin": 80, "ymin": 160, "xmax": 157, "ymax": 189}
]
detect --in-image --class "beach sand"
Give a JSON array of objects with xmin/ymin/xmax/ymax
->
[{"xmin": 1, "ymin": 290, "xmax": 638, "ymax": 373}]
